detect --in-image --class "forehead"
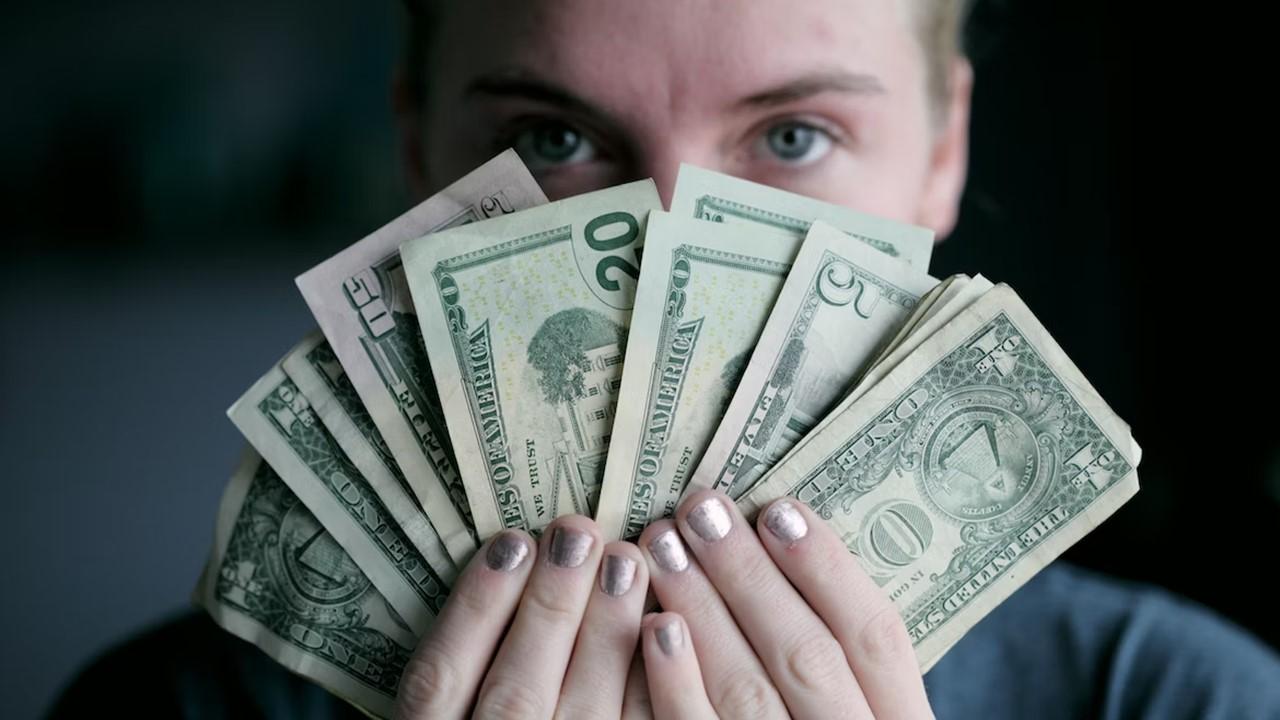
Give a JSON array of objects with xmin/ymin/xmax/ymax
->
[{"xmin": 427, "ymin": 0, "xmax": 923, "ymax": 111}]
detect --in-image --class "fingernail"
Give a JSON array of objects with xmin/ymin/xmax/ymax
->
[
  {"xmin": 655, "ymin": 618, "xmax": 684, "ymax": 656},
  {"xmin": 686, "ymin": 496, "xmax": 732, "ymax": 542},
  {"xmin": 647, "ymin": 529, "xmax": 689, "ymax": 572},
  {"xmin": 549, "ymin": 526, "xmax": 594, "ymax": 568},
  {"xmin": 600, "ymin": 554, "xmax": 637, "ymax": 596},
  {"xmin": 764, "ymin": 501, "xmax": 808, "ymax": 544},
  {"xmin": 486, "ymin": 532, "xmax": 529, "ymax": 572}
]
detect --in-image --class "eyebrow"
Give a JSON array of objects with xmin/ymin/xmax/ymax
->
[
  {"xmin": 465, "ymin": 72, "xmax": 607, "ymax": 121},
  {"xmin": 737, "ymin": 70, "xmax": 887, "ymax": 108},
  {"xmin": 463, "ymin": 67, "xmax": 886, "ymax": 118}
]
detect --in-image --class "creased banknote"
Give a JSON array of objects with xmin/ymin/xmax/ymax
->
[
  {"xmin": 739, "ymin": 284, "xmax": 1140, "ymax": 671},
  {"xmin": 402, "ymin": 180, "xmax": 662, "ymax": 538},
  {"xmin": 595, "ymin": 211, "xmax": 800, "ymax": 540},
  {"xmin": 296, "ymin": 150, "xmax": 547, "ymax": 563}
]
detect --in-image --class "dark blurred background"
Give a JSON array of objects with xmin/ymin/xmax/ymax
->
[{"xmin": 2, "ymin": 1, "xmax": 1274, "ymax": 718}]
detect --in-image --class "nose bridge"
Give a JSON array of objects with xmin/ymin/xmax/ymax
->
[{"xmin": 632, "ymin": 141, "xmax": 718, "ymax": 211}]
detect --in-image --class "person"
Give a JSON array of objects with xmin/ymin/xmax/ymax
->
[{"xmin": 51, "ymin": 1, "xmax": 1280, "ymax": 718}]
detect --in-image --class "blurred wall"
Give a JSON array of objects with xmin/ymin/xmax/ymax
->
[{"xmin": 2, "ymin": 1, "xmax": 1275, "ymax": 718}]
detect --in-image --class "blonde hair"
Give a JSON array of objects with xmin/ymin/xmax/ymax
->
[{"xmin": 911, "ymin": 0, "xmax": 974, "ymax": 128}]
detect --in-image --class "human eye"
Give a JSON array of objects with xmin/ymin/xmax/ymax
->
[
  {"xmin": 753, "ymin": 118, "xmax": 838, "ymax": 167},
  {"xmin": 504, "ymin": 118, "xmax": 599, "ymax": 172}
]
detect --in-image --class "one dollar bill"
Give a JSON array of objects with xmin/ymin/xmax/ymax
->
[
  {"xmin": 194, "ymin": 449, "xmax": 417, "ymax": 719},
  {"xmin": 281, "ymin": 331, "xmax": 459, "ymax": 575},
  {"xmin": 228, "ymin": 350, "xmax": 452, "ymax": 635},
  {"xmin": 739, "ymin": 284, "xmax": 1139, "ymax": 672},
  {"xmin": 402, "ymin": 180, "xmax": 662, "ymax": 538},
  {"xmin": 296, "ymin": 150, "xmax": 547, "ymax": 564}
]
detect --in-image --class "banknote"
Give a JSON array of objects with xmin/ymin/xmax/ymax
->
[
  {"xmin": 688, "ymin": 220, "xmax": 938, "ymax": 500},
  {"xmin": 402, "ymin": 180, "xmax": 662, "ymax": 538},
  {"xmin": 296, "ymin": 150, "xmax": 547, "ymax": 563},
  {"xmin": 194, "ymin": 449, "xmax": 417, "ymax": 718},
  {"xmin": 738, "ymin": 284, "xmax": 1140, "ymax": 671},
  {"xmin": 669, "ymin": 163, "xmax": 935, "ymax": 268},
  {"xmin": 594, "ymin": 211, "xmax": 801, "ymax": 541},
  {"xmin": 850, "ymin": 275, "xmax": 995, "ymax": 403},
  {"xmin": 228, "ymin": 352, "xmax": 452, "ymax": 634},
  {"xmin": 281, "ymin": 331, "xmax": 459, "ymax": 574}
]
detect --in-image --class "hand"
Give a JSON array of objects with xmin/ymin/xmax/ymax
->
[
  {"xmin": 392, "ymin": 514, "xmax": 652, "ymax": 719},
  {"xmin": 636, "ymin": 490, "xmax": 935, "ymax": 720}
]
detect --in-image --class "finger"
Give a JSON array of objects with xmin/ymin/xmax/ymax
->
[
  {"xmin": 758, "ymin": 498, "xmax": 933, "ymax": 720},
  {"xmin": 621, "ymin": 635, "xmax": 654, "ymax": 720},
  {"xmin": 557, "ymin": 541, "xmax": 650, "ymax": 719},
  {"xmin": 394, "ymin": 530, "xmax": 535, "ymax": 720},
  {"xmin": 475, "ymin": 515, "xmax": 603, "ymax": 719},
  {"xmin": 639, "ymin": 520, "xmax": 788, "ymax": 718},
  {"xmin": 675, "ymin": 490, "xmax": 870, "ymax": 719},
  {"xmin": 641, "ymin": 613, "xmax": 718, "ymax": 720}
]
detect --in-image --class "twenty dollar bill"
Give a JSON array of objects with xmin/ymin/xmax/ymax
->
[
  {"xmin": 403, "ymin": 181, "xmax": 662, "ymax": 538},
  {"xmin": 595, "ymin": 211, "xmax": 800, "ymax": 540}
]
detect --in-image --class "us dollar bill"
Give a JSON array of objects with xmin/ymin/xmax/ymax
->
[
  {"xmin": 669, "ymin": 163, "xmax": 935, "ymax": 268},
  {"xmin": 594, "ymin": 211, "xmax": 801, "ymax": 541},
  {"xmin": 194, "ymin": 449, "xmax": 418, "ymax": 719},
  {"xmin": 228, "ymin": 351, "xmax": 452, "ymax": 634},
  {"xmin": 688, "ymin": 220, "xmax": 938, "ymax": 501},
  {"xmin": 296, "ymin": 150, "xmax": 547, "ymax": 564},
  {"xmin": 738, "ymin": 284, "xmax": 1140, "ymax": 672},
  {"xmin": 281, "ymin": 331, "xmax": 459, "ymax": 575},
  {"xmin": 402, "ymin": 181, "xmax": 662, "ymax": 538}
]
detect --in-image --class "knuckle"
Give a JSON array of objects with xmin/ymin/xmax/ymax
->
[
  {"xmin": 396, "ymin": 650, "xmax": 457, "ymax": 716},
  {"xmin": 856, "ymin": 604, "xmax": 913, "ymax": 665},
  {"xmin": 782, "ymin": 634, "xmax": 849, "ymax": 693},
  {"xmin": 732, "ymin": 551, "xmax": 778, "ymax": 592},
  {"xmin": 524, "ymin": 578, "xmax": 583, "ymax": 627},
  {"xmin": 712, "ymin": 671, "xmax": 780, "ymax": 719},
  {"xmin": 554, "ymin": 696, "xmax": 601, "ymax": 720},
  {"xmin": 448, "ymin": 575, "xmax": 493, "ymax": 618},
  {"xmin": 474, "ymin": 680, "xmax": 547, "ymax": 720}
]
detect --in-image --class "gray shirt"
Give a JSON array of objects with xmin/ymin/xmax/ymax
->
[{"xmin": 50, "ymin": 563, "xmax": 1280, "ymax": 719}]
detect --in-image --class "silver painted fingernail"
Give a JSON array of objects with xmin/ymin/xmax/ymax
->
[
  {"xmin": 600, "ymin": 554, "xmax": 637, "ymax": 596},
  {"xmin": 647, "ymin": 529, "xmax": 689, "ymax": 572},
  {"xmin": 486, "ymin": 532, "xmax": 529, "ymax": 572},
  {"xmin": 687, "ymin": 496, "xmax": 733, "ymax": 542},
  {"xmin": 655, "ymin": 619, "xmax": 684, "ymax": 656},
  {"xmin": 764, "ymin": 501, "xmax": 809, "ymax": 544},
  {"xmin": 549, "ymin": 526, "xmax": 594, "ymax": 568}
]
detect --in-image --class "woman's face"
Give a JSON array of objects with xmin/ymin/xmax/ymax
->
[{"xmin": 407, "ymin": 0, "xmax": 972, "ymax": 239}]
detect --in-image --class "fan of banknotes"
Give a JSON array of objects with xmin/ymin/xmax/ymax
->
[{"xmin": 193, "ymin": 150, "xmax": 1141, "ymax": 716}]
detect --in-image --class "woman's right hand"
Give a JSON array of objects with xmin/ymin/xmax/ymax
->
[{"xmin": 392, "ymin": 514, "xmax": 651, "ymax": 719}]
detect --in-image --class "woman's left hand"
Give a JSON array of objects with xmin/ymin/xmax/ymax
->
[{"xmin": 636, "ymin": 490, "xmax": 936, "ymax": 720}]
